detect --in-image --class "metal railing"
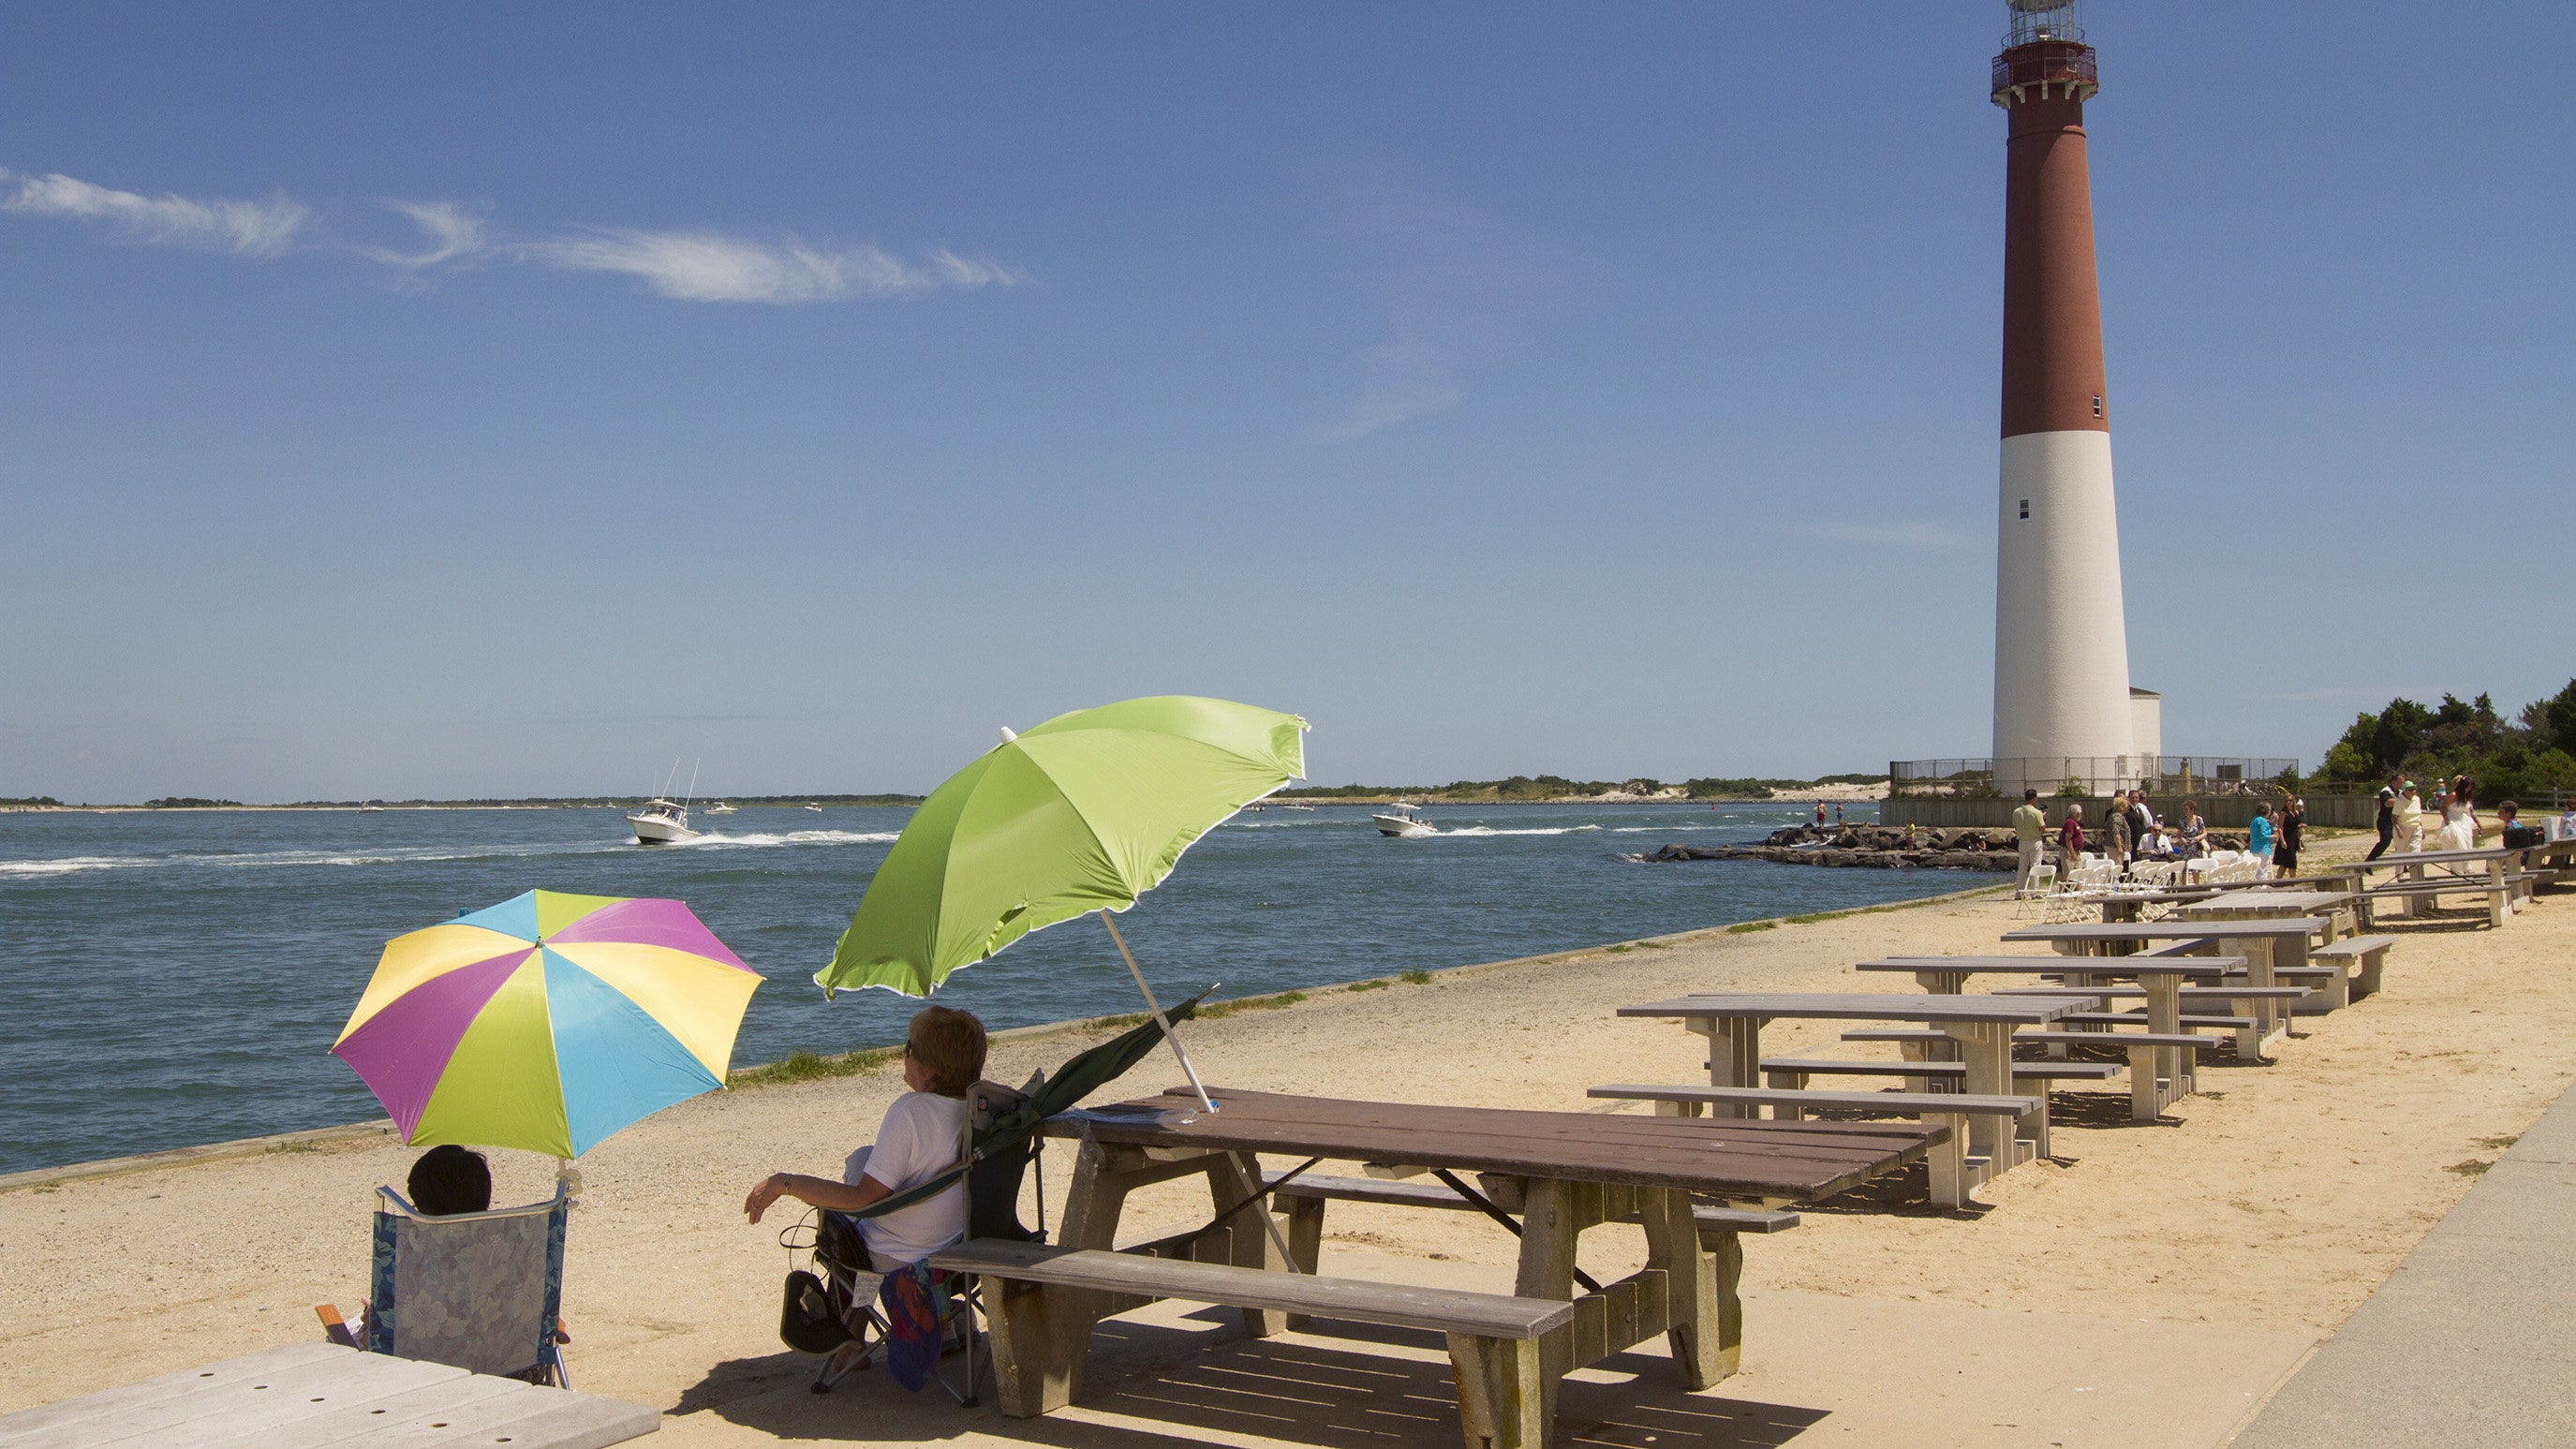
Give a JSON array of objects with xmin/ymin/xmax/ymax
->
[
  {"xmin": 1991, "ymin": 41, "xmax": 2097, "ymax": 98},
  {"xmin": 1891, "ymin": 757, "xmax": 2302, "ymax": 799}
]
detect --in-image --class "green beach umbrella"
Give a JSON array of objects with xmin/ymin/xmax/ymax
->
[{"xmin": 817, "ymin": 695, "xmax": 1308, "ymax": 1110}]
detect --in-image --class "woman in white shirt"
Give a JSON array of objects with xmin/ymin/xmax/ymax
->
[{"xmin": 743, "ymin": 1005, "xmax": 985, "ymax": 1264}]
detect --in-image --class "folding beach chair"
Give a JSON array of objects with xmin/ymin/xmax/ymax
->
[
  {"xmin": 786, "ymin": 1078, "xmax": 1040, "ymax": 1402},
  {"xmin": 317, "ymin": 1184, "xmax": 570, "ymax": 1387}
]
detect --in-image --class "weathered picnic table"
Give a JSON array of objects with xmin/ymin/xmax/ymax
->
[
  {"xmin": 1617, "ymin": 992, "xmax": 2093, "ymax": 1202},
  {"xmin": 1854, "ymin": 955, "xmax": 2242, "ymax": 1118},
  {"xmin": 0, "ymin": 1341, "xmax": 658, "ymax": 1449},
  {"xmin": 2001, "ymin": 918, "xmax": 2325, "ymax": 1058},
  {"xmin": 2311, "ymin": 846, "xmax": 2529, "ymax": 927},
  {"xmin": 2177, "ymin": 887, "xmax": 2356, "ymax": 937},
  {"xmin": 947, "ymin": 1087, "xmax": 1938, "ymax": 1445},
  {"xmin": 2525, "ymin": 831, "xmax": 2576, "ymax": 886}
]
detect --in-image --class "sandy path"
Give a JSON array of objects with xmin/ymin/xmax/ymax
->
[{"xmin": 6, "ymin": 839, "xmax": 2569, "ymax": 1447}]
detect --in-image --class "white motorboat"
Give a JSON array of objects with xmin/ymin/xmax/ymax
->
[
  {"xmin": 627, "ymin": 798, "xmax": 701, "ymax": 845},
  {"xmin": 705, "ymin": 802, "xmax": 737, "ymax": 815},
  {"xmin": 1372, "ymin": 803, "xmax": 1438, "ymax": 837},
  {"xmin": 804, "ymin": 803, "xmax": 824, "ymax": 812}
]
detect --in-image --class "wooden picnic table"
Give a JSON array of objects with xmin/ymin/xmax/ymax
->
[
  {"xmin": 2001, "ymin": 918, "xmax": 2324, "ymax": 1057},
  {"xmin": 989, "ymin": 1087, "xmax": 1937, "ymax": 1429},
  {"xmin": 1617, "ymin": 992, "xmax": 2090, "ymax": 1198},
  {"xmin": 2528, "ymin": 832, "xmax": 2576, "ymax": 885},
  {"xmin": 2311, "ymin": 846, "xmax": 2529, "ymax": 926},
  {"xmin": 2178, "ymin": 888, "xmax": 2356, "ymax": 935},
  {"xmin": 0, "ymin": 1341, "xmax": 658, "ymax": 1449},
  {"xmin": 1854, "ymin": 955, "xmax": 2243, "ymax": 1117}
]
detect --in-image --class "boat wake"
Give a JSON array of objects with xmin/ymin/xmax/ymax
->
[
  {"xmin": 677, "ymin": 829, "xmax": 899, "ymax": 849},
  {"xmin": 1433, "ymin": 824, "xmax": 1605, "ymax": 837}
]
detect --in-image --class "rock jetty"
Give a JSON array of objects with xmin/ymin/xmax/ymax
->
[{"xmin": 1634, "ymin": 823, "xmax": 2250, "ymax": 871}]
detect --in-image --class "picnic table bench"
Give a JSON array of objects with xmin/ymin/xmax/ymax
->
[
  {"xmin": 0, "ymin": 1342, "xmax": 658, "ymax": 1449},
  {"xmin": 2001, "ymin": 918, "xmax": 2325, "ymax": 1061},
  {"xmin": 2310, "ymin": 934, "xmax": 2397, "ymax": 1003},
  {"xmin": 1618, "ymin": 993, "xmax": 2091, "ymax": 1204},
  {"xmin": 941, "ymin": 1087, "xmax": 1937, "ymax": 1448}
]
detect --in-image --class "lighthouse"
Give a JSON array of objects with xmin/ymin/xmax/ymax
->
[{"xmin": 1988, "ymin": 0, "xmax": 2145, "ymax": 792}]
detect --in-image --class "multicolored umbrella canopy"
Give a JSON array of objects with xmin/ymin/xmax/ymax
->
[
  {"xmin": 816, "ymin": 695, "xmax": 1308, "ymax": 998},
  {"xmin": 332, "ymin": 890, "xmax": 761, "ymax": 1158}
]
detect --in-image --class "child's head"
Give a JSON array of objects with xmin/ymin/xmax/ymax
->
[
  {"xmin": 906, "ymin": 1005, "xmax": 988, "ymax": 1097},
  {"xmin": 407, "ymin": 1145, "xmax": 492, "ymax": 1217}
]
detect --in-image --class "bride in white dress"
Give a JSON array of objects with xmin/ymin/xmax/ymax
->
[{"xmin": 2436, "ymin": 776, "xmax": 2479, "ymax": 852}]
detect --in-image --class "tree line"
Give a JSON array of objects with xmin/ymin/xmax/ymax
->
[{"xmin": 2314, "ymin": 679, "xmax": 2576, "ymax": 801}]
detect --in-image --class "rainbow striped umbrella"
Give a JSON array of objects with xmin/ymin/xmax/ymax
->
[{"xmin": 331, "ymin": 890, "xmax": 761, "ymax": 1159}]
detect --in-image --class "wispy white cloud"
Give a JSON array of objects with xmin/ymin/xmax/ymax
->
[
  {"xmin": 0, "ymin": 167, "xmax": 306, "ymax": 257},
  {"xmin": 363, "ymin": 200, "xmax": 485, "ymax": 269},
  {"xmin": 1806, "ymin": 521, "xmax": 1972, "ymax": 549},
  {"xmin": 1313, "ymin": 189, "xmax": 1557, "ymax": 444},
  {"xmin": 511, "ymin": 229, "xmax": 1022, "ymax": 303},
  {"xmin": 1, "ymin": 165, "xmax": 1024, "ymax": 305}
]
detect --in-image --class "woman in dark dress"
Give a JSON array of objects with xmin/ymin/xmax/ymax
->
[{"xmin": 2274, "ymin": 797, "xmax": 2305, "ymax": 878}]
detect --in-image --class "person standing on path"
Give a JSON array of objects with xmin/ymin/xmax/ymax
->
[
  {"xmin": 2247, "ymin": 804, "xmax": 2276, "ymax": 879},
  {"xmin": 2367, "ymin": 776, "xmax": 2399, "ymax": 861},
  {"xmin": 2012, "ymin": 790, "xmax": 2049, "ymax": 895},
  {"xmin": 2104, "ymin": 798, "xmax": 2133, "ymax": 877},
  {"xmin": 2396, "ymin": 781, "xmax": 2425, "ymax": 853},
  {"xmin": 2058, "ymin": 804, "xmax": 2086, "ymax": 881}
]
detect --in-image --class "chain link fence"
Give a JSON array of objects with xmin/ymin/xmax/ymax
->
[{"xmin": 1891, "ymin": 757, "xmax": 2302, "ymax": 799}]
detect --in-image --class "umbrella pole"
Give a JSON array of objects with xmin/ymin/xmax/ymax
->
[{"xmin": 1098, "ymin": 909, "xmax": 1218, "ymax": 1114}]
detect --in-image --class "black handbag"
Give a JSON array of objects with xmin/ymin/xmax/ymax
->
[{"xmin": 779, "ymin": 1268, "xmax": 853, "ymax": 1354}]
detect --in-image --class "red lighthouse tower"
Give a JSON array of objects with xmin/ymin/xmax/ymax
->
[{"xmin": 1989, "ymin": 1, "xmax": 2144, "ymax": 792}]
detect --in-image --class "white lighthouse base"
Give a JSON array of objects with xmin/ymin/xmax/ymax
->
[{"xmin": 1992, "ymin": 428, "xmax": 2136, "ymax": 793}]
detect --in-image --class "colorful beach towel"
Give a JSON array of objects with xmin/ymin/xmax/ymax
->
[{"xmin": 878, "ymin": 1260, "xmax": 951, "ymax": 1392}]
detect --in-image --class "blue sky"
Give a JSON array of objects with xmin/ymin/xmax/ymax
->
[{"xmin": 6, "ymin": 3, "xmax": 2570, "ymax": 802}]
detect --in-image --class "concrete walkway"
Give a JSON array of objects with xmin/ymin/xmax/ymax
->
[{"xmin": 2231, "ymin": 1076, "xmax": 2576, "ymax": 1446}]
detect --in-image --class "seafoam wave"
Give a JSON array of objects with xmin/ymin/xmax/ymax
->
[{"xmin": 0, "ymin": 828, "xmax": 899, "ymax": 878}]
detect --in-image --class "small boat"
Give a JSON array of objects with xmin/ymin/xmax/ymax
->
[
  {"xmin": 357, "ymin": 801, "xmax": 384, "ymax": 813},
  {"xmin": 805, "ymin": 803, "xmax": 824, "ymax": 813},
  {"xmin": 1372, "ymin": 803, "xmax": 1438, "ymax": 837},
  {"xmin": 705, "ymin": 802, "xmax": 737, "ymax": 815},
  {"xmin": 627, "ymin": 798, "xmax": 701, "ymax": 845}
]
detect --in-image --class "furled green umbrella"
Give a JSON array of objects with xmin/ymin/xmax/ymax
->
[{"xmin": 817, "ymin": 696, "xmax": 1308, "ymax": 1110}]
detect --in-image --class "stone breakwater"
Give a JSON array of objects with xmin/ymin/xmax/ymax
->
[{"xmin": 1628, "ymin": 823, "xmax": 2250, "ymax": 871}]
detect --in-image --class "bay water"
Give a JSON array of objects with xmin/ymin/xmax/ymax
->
[{"xmin": 0, "ymin": 800, "xmax": 1947, "ymax": 1175}]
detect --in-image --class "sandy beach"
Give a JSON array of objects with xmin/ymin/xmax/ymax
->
[{"xmin": 6, "ymin": 835, "xmax": 2568, "ymax": 1448}]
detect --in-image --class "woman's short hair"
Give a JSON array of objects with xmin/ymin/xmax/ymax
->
[
  {"xmin": 908, "ymin": 1005, "xmax": 988, "ymax": 1097},
  {"xmin": 407, "ymin": 1145, "xmax": 492, "ymax": 1217}
]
